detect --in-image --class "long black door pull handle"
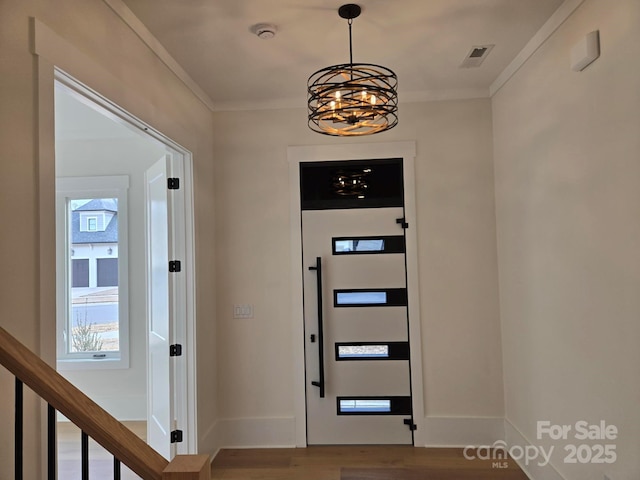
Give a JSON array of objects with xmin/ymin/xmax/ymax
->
[{"xmin": 309, "ymin": 257, "xmax": 325, "ymax": 398}]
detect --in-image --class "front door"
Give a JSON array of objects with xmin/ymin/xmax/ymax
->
[{"xmin": 301, "ymin": 159, "xmax": 414, "ymax": 445}]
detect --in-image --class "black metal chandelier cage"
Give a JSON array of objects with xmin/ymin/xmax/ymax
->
[{"xmin": 307, "ymin": 4, "xmax": 398, "ymax": 136}]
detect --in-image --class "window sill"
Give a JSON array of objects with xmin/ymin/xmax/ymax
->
[{"xmin": 57, "ymin": 356, "xmax": 129, "ymax": 371}]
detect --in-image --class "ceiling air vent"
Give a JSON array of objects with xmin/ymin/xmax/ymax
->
[{"xmin": 460, "ymin": 44, "xmax": 495, "ymax": 68}]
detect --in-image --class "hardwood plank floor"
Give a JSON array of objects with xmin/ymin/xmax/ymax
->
[{"xmin": 211, "ymin": 446, "xmax": 530, "ymax": 480}]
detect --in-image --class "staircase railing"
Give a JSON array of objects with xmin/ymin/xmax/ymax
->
[{"xmin": 0, "ymin": 326, "xmax": 210, "ymax": 480}]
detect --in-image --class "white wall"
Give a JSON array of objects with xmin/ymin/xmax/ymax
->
[
  {"xmin": 56, "ymin": 100, "xmax": 167, "ymax": 420},
  {"xmin": 212, "ymin": 99, "xmax": 504, "ymax": 447},
  {"xmin": 492, "ymin": 0, "xmax": 640, "ymax": 478},
  {"xmin": 0, "ymin": 1, "xmax": 216, "ymax": 477}
]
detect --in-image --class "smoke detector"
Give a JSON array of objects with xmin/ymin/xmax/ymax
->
[{"xmin": 252, "ymin": 23, "xmax": 277, "ymax": 40}]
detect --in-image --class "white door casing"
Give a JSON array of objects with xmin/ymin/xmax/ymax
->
[{"xmin": 45, "ymin": 68, "xmax": 198, "ymax": 463}]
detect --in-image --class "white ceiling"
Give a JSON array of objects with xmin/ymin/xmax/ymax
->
[{"xmin": 120, "ymin": 0, "xmax": 565, "ymax": 111}]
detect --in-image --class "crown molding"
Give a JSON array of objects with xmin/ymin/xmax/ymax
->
[{"xmin": 211, "ymin": 87, "xmax": 490, "ymax": 112}]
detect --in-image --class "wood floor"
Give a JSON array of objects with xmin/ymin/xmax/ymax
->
[{"xmin": 211, "ymin": 446, "xmax": 530, "ymax": 480}]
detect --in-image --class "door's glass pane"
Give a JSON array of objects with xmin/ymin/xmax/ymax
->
[
  {"xmin": 300, "ymin": 158, "xmax": 404, "ymax": 210},
  {"xmin": 339, "ymin": 399, "xmax": 391, "ymax": 414},
  {"xmin": 335, "ymin": 342, "xmax": 410, "ymax": 361},
  {"xmin": 334, "ymin": 239, "xmax": 384, "ymax": 253},
  {"xmin": 337, "ymin": 345, "xmax": 389, "ymax": 359},
  {"xmin": 337, "ymin": 396, "xmax": 412, "ymax": 415},
  {"xmin": 334, "ymin": 288, "xmax": 408, "ymax": 307},
  {"xmin": 69, "ymin": 198, "xmax": 119, "ymax": 353},
  {"xmin": 332, "ymin": 235, "xmax": 405, "ymax": 255},
  {"xmin": 339, "ymin": 399, "xmax": 391, "ymax": 413},
  {"xmin": 336, "ymin": 291, "xmax": 387, "ymax": 305}
]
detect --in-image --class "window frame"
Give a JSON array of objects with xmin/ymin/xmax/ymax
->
[{"xmin": 56, "ymin": 176, "xmax": 130, "ymax": 370}]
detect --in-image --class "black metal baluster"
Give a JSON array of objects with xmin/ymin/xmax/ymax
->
[
  {"xmin": 81, "ymin": 431, "xmax": 89, "ymax": 480},
  {"xmin": 48, "ymin": 404, "xmax": 57, "ymax": 480},
  {"xmin": 15, "ymin": 378, "xmax": 23, "ymax": 480},
  {"xmin": 113, "ymin": 458, "xmax": 121, "ymax": 480}
]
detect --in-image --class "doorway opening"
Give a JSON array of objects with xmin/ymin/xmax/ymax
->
[{"xmin": 53, "ymin": 70, "xmax": 196, "ymax": 474}]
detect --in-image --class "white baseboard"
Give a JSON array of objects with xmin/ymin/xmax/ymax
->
[
  {"xmin": 420, "ymin": 416, "xmax": 505, "ymax": 447},
  {"xmin": 504, "ymin": 418, "xmax": 565, "ymax": 480},
  {"xmin": 212, "ymin": 416, "xmax": 297, "ymax": 449}
]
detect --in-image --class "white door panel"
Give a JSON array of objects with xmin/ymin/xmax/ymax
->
[
  {"xmin": 145, "ymin": 155, "xmax": 176, "ymax": 460},
  {"xmin": 303, "ymin": 206, "xmax": 414, "ymax": 445},
  {"xmin": 305, "ymin": 208, "xmax": 404, "ymax": 235},
  {"xmin": 330, "ymin": 307, "xmax": 408, "ymax": 340},
  {"xmin": 309, "ymin": 415, "xmax": 411, "ymax": 445},
  {"xmin": 327, "ymin": 256, "xmax": 406, "ymax": 289},
  {"xmin": 330, "ymin": 363, "xmax": 411, "ymax": 394}
]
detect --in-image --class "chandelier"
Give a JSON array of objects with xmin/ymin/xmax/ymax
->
[{"xmin": 307, "ymin": 4, "xmax": 398, "ymax": 136}]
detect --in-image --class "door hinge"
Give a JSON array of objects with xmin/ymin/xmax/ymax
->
[
  {"xmin": 167, "ymin": 178, "xmax": 180, "ymax": 190},
  {"xmin": 396, "ymin": 217, "xmax": 409, "ymax": 229},
  {"xmin": 170, "ymin": 344, "xmax": 183, "ymax": 357},
  {"xmin": 403, "ymin": 419, "xmax": 417, "ymax": 431},
  {"xmin": 170, "ymin": 429, "xmax": 183, "ymax": 443},
  {"xmin": 169, "ymin": 260, "xmax": 181, "ymax": 272}
]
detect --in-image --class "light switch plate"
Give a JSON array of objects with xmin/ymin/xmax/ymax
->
[{"xmin": 233, "ymin": 304, "xmax": 254, "ymax": 319}]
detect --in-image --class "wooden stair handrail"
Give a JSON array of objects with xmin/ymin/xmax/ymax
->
[{"xmin": 0, "ymin": 326, "xmax": 173, "ymax": 479}]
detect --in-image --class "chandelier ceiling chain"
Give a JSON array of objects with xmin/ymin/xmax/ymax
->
[
  {"xmin": 307, "ymin": 3, "xmax": 399, "ymax": 136},
  {"xmin": 347, "ymin": 17, "xmax": 353, "ymax": 66}
]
